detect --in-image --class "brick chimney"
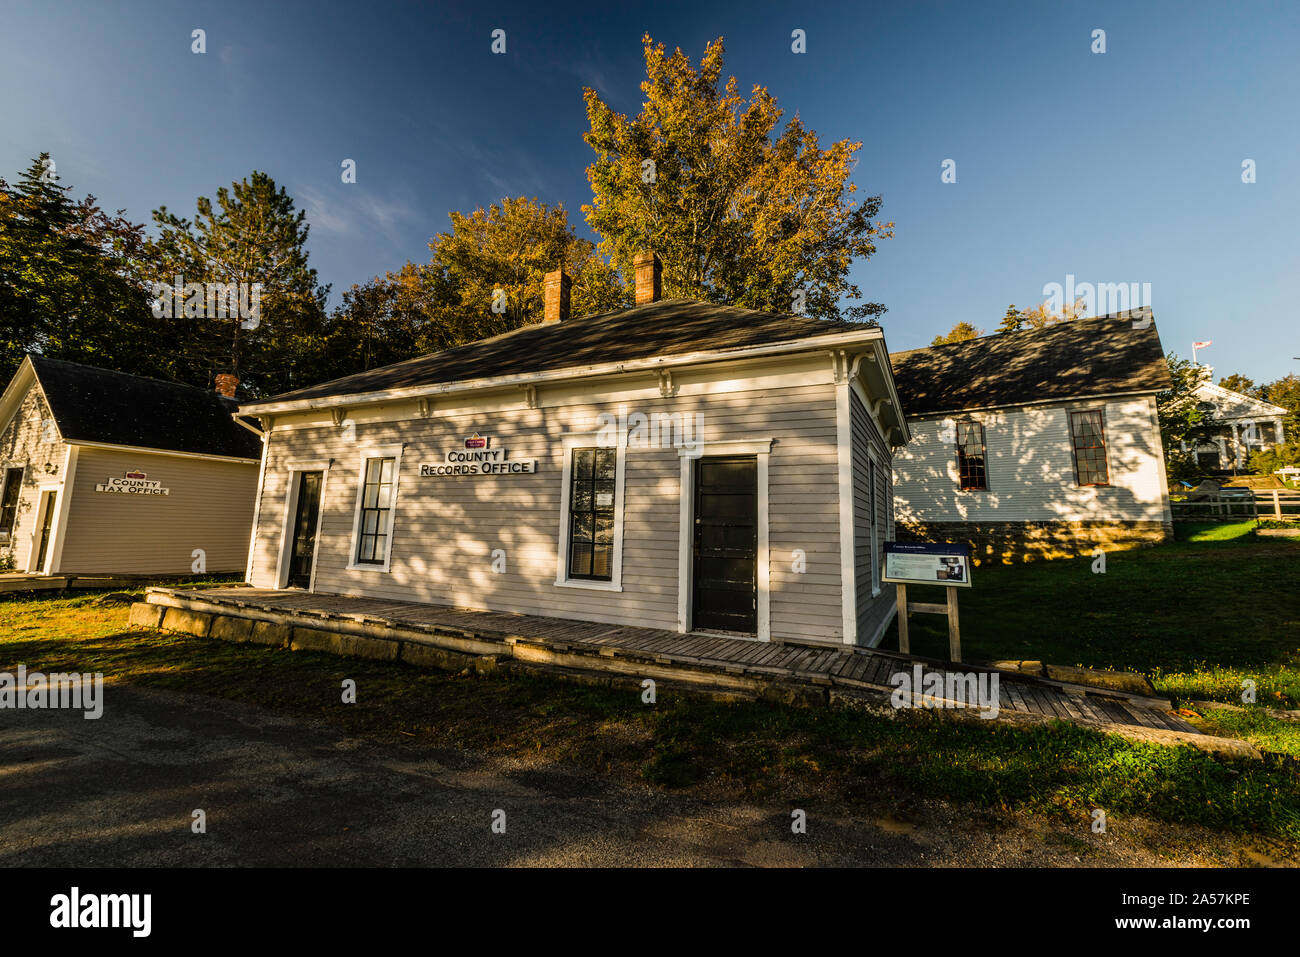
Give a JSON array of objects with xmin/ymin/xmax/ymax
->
[
  {"xmin": 215, "ymin": 373, "xmax": 239, "ymax": 398},
  {"xmin": 543, "ymin": 268, "xmax": 572, "ymax": 323},
  {"xmin": 634, "ymin": 251, "xmax": 661, "ymax": 305}
]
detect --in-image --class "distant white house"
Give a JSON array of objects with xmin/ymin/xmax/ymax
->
[
  {"xmin": 1184, "ymin": 376, "xmax": 1288, "ymax": 473},
  {"xmin": 889, "ymin": 309, "xmax": 1174, "ymax": 560}
]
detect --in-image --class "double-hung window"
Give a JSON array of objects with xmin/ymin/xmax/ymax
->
[
  {"xmin": 955, "ymin": 420, "xmax": 987, "ymax": 490},
  {"xmin": 354, "ymin": 455, "xmax": 397, "ymax": 566},
  {"xmin": 1070, "ymin": 410, "xmax": 1110, "ymax": 486},
  {"xmin": 0, "ymin": 467, "xmax": 22, "ymax": 542},
  {"xmin": 555, "ymin": 435, "xmax": 625, "ymax": 591},
  {"xmin": 567, "ymin": 448, "xmax": 616, "ymax": 581}
]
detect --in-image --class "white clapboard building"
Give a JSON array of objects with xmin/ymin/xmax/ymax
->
[
  {"xmin": 1184, "ymin": 376, "xmax": 1288, "ymax": 473},
  {"xmin": 889, "ymin": 309, "xmax": 1174, "ymax": 560},
  {"xmin": 235, "ymin": 254, "xmax": 911, "ymax": 647}
]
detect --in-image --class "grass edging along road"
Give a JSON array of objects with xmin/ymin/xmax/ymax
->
[{"xmin": 3, "ymin": 592, "xmax": 1299, "ymax": 847}]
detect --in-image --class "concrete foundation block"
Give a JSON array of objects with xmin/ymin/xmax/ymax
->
[
  {"xmin": 128, "ymin": 602, "xmax": 164, "ymax": 629},
  {"xmin": 760, "ymin": 681, "xmax": 828, "ymax": 708},
  {"xmin": 289, "ymin": 627, "xmax": 343, "ymax": 655},
  {"xmin": 249, "ymin": 620, "xmax": 292, "ymax": 648},
  {"xmin": 209, "ymin": 615, "xmax": 255, "ymax": 643},
  {"xmin": 400, "ymin": 641, "xmax": 476, "ymax": 672},
  {"xmin": 161, "ymin": 607, "xmax": 213, "ymax": 638},
  {"xmin": 336, "ymin": 632, "xmax": 400, "ymax": 662}
]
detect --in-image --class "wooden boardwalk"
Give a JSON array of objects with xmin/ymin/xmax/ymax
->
[{"xmin": 147, "ymin": 586, "xmax": 1199, "ymax": 736}]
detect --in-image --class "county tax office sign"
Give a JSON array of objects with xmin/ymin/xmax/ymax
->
[
  {"xmin": 420, "ymin": 434, "xmax": 537, "ymax": 478},
  {"xmin": 95, "ymin": 470, "xmax": 170, "ymax": 496}
]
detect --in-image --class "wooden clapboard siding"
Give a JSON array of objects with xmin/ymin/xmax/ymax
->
[
  {"xmin": 850, "ymin": 389, "xmax": 895, "ymax": 643},
  {"xmin": 0, "ymin": 382, "xmax": 65, "ymax": 569},
  {"xmin": 892, "ymin": 395, "xmax": 1170, "ymax": 525},
  {"xmin": 58, "ymin": 446, "xmax": 258, "ymax": 574},
  {"xmin": 251, "ymin": 379, "xmax": 844, "ymax": 639}
]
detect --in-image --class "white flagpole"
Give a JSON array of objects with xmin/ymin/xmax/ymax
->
[{"xmin": 1192, "ymin": 342, "xmax": 1198, "ymax": 364}]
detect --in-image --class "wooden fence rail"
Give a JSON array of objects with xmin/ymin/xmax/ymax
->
[{"xmin": 1169, "ymin": 489, "xmax": 1300, "ymax": 522}]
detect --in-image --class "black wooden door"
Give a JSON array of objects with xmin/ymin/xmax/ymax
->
[
  {"xmin": 34, "ymin": 491, "xmax": 56, "ymax": 573},
  {"xmin": 692, "ymin": 456, "xmax": 757, "ymax": 634},
  {"xmin": 286, "ymin": 471, "xmax": 323, "ymax": 588}
]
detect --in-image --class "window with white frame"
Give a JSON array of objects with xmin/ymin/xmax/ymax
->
[
  {"xmin": 567, "ymin": 448, "xmax": 616, "ymax": 580},
  {"xmin": 555, "ymin": 435, "xmax": 624, "ymax": 590},
  {"xmin": 348, "ymin": 446, "xmax": 403, "ymax": 571},
  {"xmin": 1070, "ymin": 410, "xmax": 1109, "ymax": 487},
  {"xmin": 955, "ymin": 420, "xmax": 987, "ymax": 490}
]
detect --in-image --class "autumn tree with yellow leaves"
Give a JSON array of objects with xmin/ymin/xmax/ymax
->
[{"xmin": 582, "ymin": 34, "xmax": 893, "ymax": 322}]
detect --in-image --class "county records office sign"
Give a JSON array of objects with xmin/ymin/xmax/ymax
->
[
  {"xmin": 882, "ymin": 541, "xmax": 972, "ymax": 587},
  {"xmin": 420, "ymin": 434, "xmax": 537, "ymax": 478},
  {"xmin": 95, "ymin": 470, "xmax": 170, "ymax": 496}
]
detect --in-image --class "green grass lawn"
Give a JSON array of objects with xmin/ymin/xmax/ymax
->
[
  {"xmin": 2, "ymin": 589, "xmax": 1299, "ymax": 847},
  {"xmin": 892, "ymin": 522, "xmax": 1300, "ymax": 755},
  {"xmin": 892, "ymin": 523, "xmax": 1300, "ymax": 703}
]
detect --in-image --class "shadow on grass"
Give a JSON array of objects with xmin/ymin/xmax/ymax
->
[{"xmin": 2, "ymin": 605, "xmax": 1298, "ymax": 845}]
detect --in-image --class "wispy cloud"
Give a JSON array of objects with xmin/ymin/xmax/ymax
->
[{"xmin": 297, "ymin": 182, "xmax": 421, "ymax": 245}]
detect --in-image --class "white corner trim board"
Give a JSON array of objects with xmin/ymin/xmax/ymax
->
[
  {"xmin": 836, "ymin": 384, "xmax": 858, "ymax": 645},
  {"xmin": 42, "ymin": 445, "xmax": 78, "ymax": 574},
  {"xmin": 245, "ymin": 430, "xmax": 270, "ymax": 584},
  {"xmin": 867, "ymin": 442, "xmax": 881, "ymax": 599}
]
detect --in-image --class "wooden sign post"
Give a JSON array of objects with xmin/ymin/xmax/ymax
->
[
  {"xmin": 883, "ymin": 542, "xmax": 971, "ymax": 664},
  {"xmin": 894, "ymin": 584, "xmax": 962, "ymax": 662}
]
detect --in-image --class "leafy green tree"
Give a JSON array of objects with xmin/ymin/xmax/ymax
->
[
  {"xmin": 1157, "ymin": 353, "xmax": 1212, "ymax": 484},
  {"xmin": 997, "ymin": 305, "xmax": 1025, "ymax": 333},
  {"xmin": 582, "ymin": 34, "xmax": 892, "ymax": 322},
  {"xmin": 423, "ymin": 196, "xmax": 625, "ymax": 340},
  {"xmin": 1217, "ymin": 373, "xmax": 1258, "ymax": 396},
  {"xmin": 1017, "ymin": 296, "xmax": 1086, "ymax": 330},
  {"xmin": 1248, "ymin": 439, "xmax": 1300, "ymax": 478},
  {"xmin": 1259, "ymin": 373, "xmax": 1300, "ymax": 440},
  {"xmin": 931, "ymin": 322, "xmax": 983, "ymax": 346},
  {"xmin": 0, "ymin": 153, "xmax": 155, "ymax": 380},
  {"xmin": 149, "ymin": 171, "xmax": 329, "ymax": 396},
  {"xmin": 323, "ymin": 263, "xmax": 431, "ymax": 376},
  {"xmin": 321, "ymin": 197, "xmax": 626, "ymax": 382}
]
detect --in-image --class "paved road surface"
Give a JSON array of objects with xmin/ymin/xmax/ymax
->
[{"xmin": 0, "ymin": 681, "xmax": 1253, "ymax": 867}]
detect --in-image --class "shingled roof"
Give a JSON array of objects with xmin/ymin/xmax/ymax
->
[
  {"xmin": 28, "ymin": 357, "xmax": 261, "ymax": 460},
  {"xmin": 253, "ymin": 298, "xmax": 868, "ymax": 407},
  {"xmin": 889, "ymin": 308, "xmax": 1171, "ymax": 417}
]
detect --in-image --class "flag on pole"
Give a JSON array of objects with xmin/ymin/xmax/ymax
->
[{"xmin": 1193, "ymin": 340, "xmax": 1212, "ymax": 349}]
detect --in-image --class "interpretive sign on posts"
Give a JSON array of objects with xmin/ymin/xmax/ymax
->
[
  {"xmin": 883, "ymin": 542, "xmax": 972, "ymax": 663},
  {"xmin": 882, "ymin": 541, "xmax": 971, "ymax": 587}
]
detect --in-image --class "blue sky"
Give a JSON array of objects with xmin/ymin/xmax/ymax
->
[{"xmin": 2, "ymin": 0, "xmax": 1297, "ymax": 382}]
